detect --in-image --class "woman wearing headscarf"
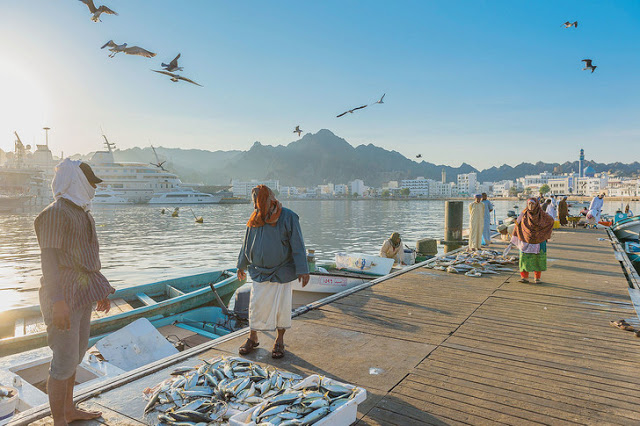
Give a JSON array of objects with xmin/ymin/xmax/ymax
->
[
  {"xmin": 380, "ymin": 232, "xmax": 404, "ymax": 264},
  {"xmin": 511, "ymin": 198, "xmax": 555, "ymax": 284},
  {"xmin": 236, "ymin": 185, "xmax": 309, "ymax": 359},
  {"xmin": 544, "ymin": 198, "xmax": 557, "ymax": 220},
  {"xmin": 558, "ymin": 196, "xmax": 569, "ymax": 226}
]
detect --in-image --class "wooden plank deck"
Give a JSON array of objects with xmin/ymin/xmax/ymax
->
[{"xmin": 17, "ymin": 228, "xmax": 640, "ymax": 425}]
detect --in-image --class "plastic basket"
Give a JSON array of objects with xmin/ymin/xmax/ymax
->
[{"xmin": 230, "ymin": 375, "xmax": 367, "ymax": 426}]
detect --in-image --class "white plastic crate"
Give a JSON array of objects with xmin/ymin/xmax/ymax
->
[{"xmin": 230, "ymin": 374, "xmax": 367, "ymax": 426}]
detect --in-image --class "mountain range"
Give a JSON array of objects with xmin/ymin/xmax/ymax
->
[{"xmin": 4, "ymin": 130, "xmax": 639, "ymax": 186}]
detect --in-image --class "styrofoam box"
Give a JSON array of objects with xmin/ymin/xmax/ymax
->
[{"xmin": 229, "ymin": 375, "xmax": 367, "ymax": 426}]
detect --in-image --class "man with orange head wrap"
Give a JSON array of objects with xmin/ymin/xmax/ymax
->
[{"xmin": 236, "ymin": 185, "xmax": 309, "ymax": 359}]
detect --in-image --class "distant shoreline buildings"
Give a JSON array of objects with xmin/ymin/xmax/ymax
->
[{"xmin": 231, "ymin": 149, "xmax": 639, "ymax": 200}]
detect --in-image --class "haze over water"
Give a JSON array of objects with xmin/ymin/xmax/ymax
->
[{"xmin": 0, "ymin": 199, "xmax": 634, "ymax": 311}]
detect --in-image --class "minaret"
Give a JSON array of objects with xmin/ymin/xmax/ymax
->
[
  {"xmin": 441, "ymin": 169, "xmax": 446, "ymax": 184},
  {"xmin": 579, "ymin": 149, "xmax": 585, "ymax": 177}
]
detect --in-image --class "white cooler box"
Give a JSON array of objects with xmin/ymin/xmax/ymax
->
[{"xmin": 230, "ymin": 375, "xmax": 367, "ymax": 426}]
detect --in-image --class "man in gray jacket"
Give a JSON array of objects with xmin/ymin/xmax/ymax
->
[{"xmin": 237, "ymin": 185, "xmax": 309, "ymax": 359}]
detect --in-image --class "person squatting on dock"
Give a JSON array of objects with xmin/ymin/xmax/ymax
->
[
  {"xmin": 468, "ymin": 194, "xmax": 484, "ymax": 251},
  {"xmin": 237, "ymin": 185, "xmax": 310, "ymax": 359},
  {"xmin": 379, "ymin": 232, "xmax": 404, "ymax": 264},
  {"xmin": 511, "ymin": 198, "xmax": 555, "ymax": 284},
  {"xmin": 34, "ymin": 159, "xmax": 115, "ymax": 426}
]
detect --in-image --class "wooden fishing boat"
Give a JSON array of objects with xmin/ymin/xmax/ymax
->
[
  {"xmin": 611, "ymin": 215, "xmax": 640, "ymax": 241},
  {"xmin": 0, "ymin": 270, "xmax": 244, "ymax": 357}
]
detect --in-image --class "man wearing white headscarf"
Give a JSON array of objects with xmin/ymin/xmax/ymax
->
[
  {"xmin": 468, "ymin": 194, "xmax": 484, "ymax": 251},
  {"xmin": 588, "ymin": 192, "xmax": 605, "ymax": 227},
  {"xmin": 34, "ymin": 159, "xmax": 114, "ymax": 425}
]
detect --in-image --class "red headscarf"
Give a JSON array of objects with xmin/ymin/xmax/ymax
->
[
  {"xmin": 246, "ymin": 185, "xmax": 282, "ymax": 227},
  {"xmin": 513, "ymin": 198, "xmax": 555, "ymax": 244}
]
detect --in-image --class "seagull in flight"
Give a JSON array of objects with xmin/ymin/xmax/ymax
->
[
  {"xmin": 336, "ymin": 105, "xmax": 368, "ymax": 118},
  {"xmin": 101, "ymin": 41, "xmax": 156, "ymax": 58},
  {"xmin": 79, "ymin": 0, "xmax": 117, "ymax": 22},
  {"xmin": 150, "ymin": 145, "xmax": 167, "ymax": 171},
  {"xmin": 162, "ymin": 54, "xmax": 183, "ymax": 72},
  {"xmin": 562, "ymin": 21, "xmax": 578, "ymax": 28},
  {"xmin": 293, "ymin": 126, "xmax": 303, "ymax": 137},
  {"xmin": 152, "ymin": 70, "xmax": 203, "ymax": 86},
  {"xmin": 582, "ymin": 59, "xmax": 597, "ymax": 73},
  {"xmin": 416, "ymin": 154, "xmax": 422, "ymax": 159},
  {"xmin": 373, "ymin": 94, "xmax": 385, "ymax": 105}
]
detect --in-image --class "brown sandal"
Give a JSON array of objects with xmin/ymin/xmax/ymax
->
[
  {"xmin": 239, "ymin": 338, "xmax": 259, "ymax": 355},
  {"xmin": 610, "ymin": 320, "xmax": 635, "ymax": 332},
  {"xmin": 272, "ymin": 342, "xmax": 285, "ymax": 359}
]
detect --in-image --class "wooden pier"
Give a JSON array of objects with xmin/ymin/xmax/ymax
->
[{"xmin": 20, "ymin": 228, "xmax": 640, "ymax": 425}]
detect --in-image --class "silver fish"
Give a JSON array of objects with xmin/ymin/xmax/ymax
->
[{"xmin": 300, "ymin": 407, "xmax": 329, "ymax": 425}]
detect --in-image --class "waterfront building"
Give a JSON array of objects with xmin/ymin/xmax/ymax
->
[
  {"xmin": 608, "ymin": 178, "xmax": 640, "ymax": 197},
  {"xmin": 349, "ymin": 179, "xmax": 366, "ymax": 197},
  {"xmin": 456, "ymin": 173, "xmax": 478, "ymax": 196},
  {"xmin": 400, "ymin": 177, "xmax": 430, "ymax": 197},
  {"xmin": 231, "ymin": 179, "xmax": 280, "ymax": 198},
  {"xmin": 280, "ymin": 186, "xmax": 299, "ymax": 197},
  {"xmin": 517, "ymin": 171, "xmax": 554, "ymax": 193},
  {"xmin": 334, "ymin": 184, "xmax": 348, "ymax": 196},
  {"xmin": 493, "ymin": 180, "xmax": 515, "ymax": 197},
  {"xmin": 548, "ymin": 175, "xmax": 577, "ymax": 195},
  {"xmin": 478, "ymin": 182, "xmax": 494, "ymax": 195}
]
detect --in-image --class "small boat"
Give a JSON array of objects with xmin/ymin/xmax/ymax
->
[
  {"xmin": 0, "ymin": 270, "xmax": 243, "ymax": 357},
  {"xmin": 292, "ymin": 268, "xmax": 372, "ymax": 293},
  {"xmin": 148, "ymin": 188, "xmax": 222, "ymax": 204},
  {"xmin": 611, "ymin": 216, "xmax": 640, "ymax": 241}
]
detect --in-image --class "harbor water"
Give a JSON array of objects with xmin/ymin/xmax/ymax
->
[{"xmin": 0, "ymin": 199, "xmax": 636, "ymax": 312}]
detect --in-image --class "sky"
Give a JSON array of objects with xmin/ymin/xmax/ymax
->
[{"xmin": 0, "ymin": 1, "xmax": 638, "ymax": 170}]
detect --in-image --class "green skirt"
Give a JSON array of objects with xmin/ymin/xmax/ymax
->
[{"xmin": 519, "ymin": 242, "xmax": 547, "ymax": 272}]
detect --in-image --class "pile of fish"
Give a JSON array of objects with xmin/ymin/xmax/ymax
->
[
  {"xmin": 248, "ymin": 377, "xmax": 357, "ymax": 425},
  {"xmin": 143, "ymin": 356, "xmax": 302, "ymax": 425},
  {"xmin": 425, "ymin": 250, "xmax": 518, "ymax": 277},
  {"xmin": 0, "ymin": 386, "xmax": 15, "ymax": 401}
]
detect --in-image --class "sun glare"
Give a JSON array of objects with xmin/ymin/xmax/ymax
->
[{"xmin": 0, "ymin": 62, "xmax": 51, "ymax": 151}]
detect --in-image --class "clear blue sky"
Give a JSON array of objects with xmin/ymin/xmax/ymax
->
[{"xmin": 0, "ymin": 1, "xmax": 638, "ymax": 169}]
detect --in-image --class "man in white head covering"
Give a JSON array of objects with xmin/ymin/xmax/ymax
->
[
  {"xmin": 588, "ymin": 192, "xmax": 605, "ymax": 227},
  {"xmin": 468, "ymin": 194, "xmax": 484, "ymax": 251},
  {"xmin": 34, "ymin": 159, "xmax": 114, "ymax": 424}
]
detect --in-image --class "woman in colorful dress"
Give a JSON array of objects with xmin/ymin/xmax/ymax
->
[{"xmin": 511, "ymin": 198, "xmax": 555, "ymax": 284}]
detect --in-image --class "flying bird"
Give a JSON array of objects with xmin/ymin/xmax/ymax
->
[
  {"xmin": 150, "ymin": 145, "xmax": 166, "ymax": 171},
  {"xmin": 152, "ymin": 70, "xmax": 203, "ymax": 86},
  {"xmin": 416, "ymin": 154, "xmax": 422, "ymax": 159},
  {"xmin": 562, "ymin": 21, "xmax": 578, "ymax": 28},
  {"xmin": 79, "ymin": 0, "xmax": 117, "ymax": 22},
  {"xmin": 293, "ymin": 125, "xmax": 303, "ymax": 137},
  {"xmin": 162, "ymin": 54, "xmax": 183, "ymax": 72},
  {"xmin": 336, "ymin": 105, "xmax": 368, "ymax": 118},
  {"xmin": 373, "ymin": 94, "xmax": 385, "ymax": 104},
  {"xmin": 582, "ymin": 59, "xmax": 597, "ymax": 73},
  {"xmin": 101, "ymin": 40, "xmax": 156, "ymax": 58}
]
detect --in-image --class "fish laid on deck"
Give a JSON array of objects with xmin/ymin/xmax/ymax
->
[
  {"xmin": 425, "ymin": 249, "xmax": 518, "ymax": 277},
  {"xmin": 142, "ymin": 356, "xmax": 302, "ymax": 424}
]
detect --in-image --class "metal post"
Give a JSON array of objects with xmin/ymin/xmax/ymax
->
[
  {"xmin": 444, "ymin": 201, "xmax": 463, "ymax": 253},
  {"xmin": 43, "ymin": 127, "xmax": 50, "ymax": 147}
]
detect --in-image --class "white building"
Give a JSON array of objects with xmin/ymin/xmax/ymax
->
[
  {"xmin": 349, "ymin": 179, "xmax": 366, "ymax": 197},
  {"xmin": 576, "ymin": 174, "xmax": 608, "ymax": 196},
  {"xmin": 231, "ymin": 179, "xmax": 280, "ymax": 197},
  {"xmin": 547, "ymin": 175, "xmax": 576, "ymax": 195},
  {"xmin": 280, "ymin": 186, "xmax": 299, "ymax": 197},
  {"xmin": 493, "ymin": 180, "xmax": 515, "ymax": 197},
  {"xmin": 517, "ymin": 172, "xmax": 554, "ymax": 193},
  {"xmin": 400, "ymin": 177, "xmax": 430, "ymax": 197},
  {"xmin": 478, "ymin": 182, "xmax": 494, "ymax": 196},
  {"xmin": 317, "ymin": 184, "xmax": 334, "ymax": 196},
  {"xmin": 608, "ymin": 178, "xmax": 640, "ymax": 197},
  {"xmin": 334, "ymin": 184, "xmax": 348, "ymax": 196},
  {"xmin": 457, "ymin": 173, "xmax": 478, "ymax": 196}
]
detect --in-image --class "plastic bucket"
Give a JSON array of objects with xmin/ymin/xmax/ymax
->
[
  {"xmin": 553, "ymin": 220, "xmax": 560, "ymax": 229},
  {"xmin": 0, "ymin": 386, "xmax": 18, "ymax": 426}
]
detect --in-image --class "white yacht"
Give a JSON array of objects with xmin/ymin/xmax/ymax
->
[
  {"xmin": 148, "ymin": 188, "xmax": 222, "ymax": 204},
  {"xmin": 89, "ymin": 136, "xmax": 183, "ymax": 204},
  {"xmin": 93, "ymin": 187, "xmax": 129, "ymax": 205}
]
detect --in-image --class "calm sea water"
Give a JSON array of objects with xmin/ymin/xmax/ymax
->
[{"xmin": 0, "ymin": 199, "xmax": 635, "ymax": 311}]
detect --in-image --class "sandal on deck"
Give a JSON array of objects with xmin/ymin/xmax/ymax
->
[
  {"xmin": 239, "ymin": 338, "xmax": 259, "ymax": 355},
  {"xmin": 517, "ymin": 278, "xmax": 529, "ymax": 283},
  {"xmin": 272, "ymin": 342, "xmax": 285, "ymax": 359},
  {"xmin": 610, "ymin": 320, "xmax": 635, "ymax": 332}
]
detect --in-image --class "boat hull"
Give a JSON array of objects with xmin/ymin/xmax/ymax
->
[
  {"xmin": 0, "ymin": 270, "xmax": 244, "ymax": 357},
  {"xmin": 612, "ymin": 216, "xmax": 640, "ymax": 240},
  {"xmin": 291, "ymin": 272, "xmax": 370, "ymax": 293}
]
